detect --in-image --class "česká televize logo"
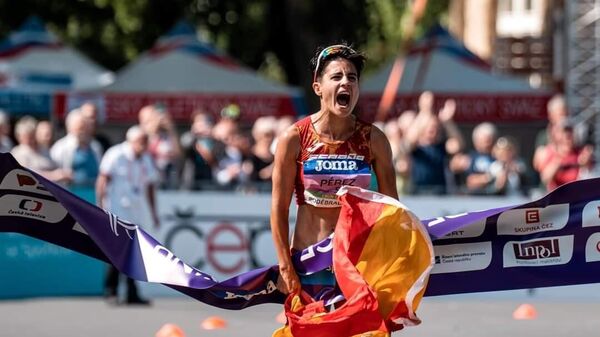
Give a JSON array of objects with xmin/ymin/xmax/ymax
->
[{"xmin": 18, "ymin": 199, "xmax": 43, "ymax": 212}]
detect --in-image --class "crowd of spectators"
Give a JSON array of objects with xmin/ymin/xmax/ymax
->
[
  {"xmin": 0, "ymin": 92, "xmax": 595, "ymax": 197},
  {"xmin": 377, "ymin": 92, "xmax": 594, "ymax": 196}
]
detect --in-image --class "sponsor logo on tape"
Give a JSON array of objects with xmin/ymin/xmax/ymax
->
[
  {"xmin": 497, "ymin": 204, "xmax": 569, "ymax": 235},
  {"xmin": 431, "ymin": 242, "xmax": 492, "ymax": 274},
  {"xmin": 525, "ymin": 209, "xmax": 540, "ymax": 224},
  {"xmin": 0, "ymin": 169, "xmax": 52, "ymax": 196},
  {"xmin": 503, "ymin": 235, "xmax": 573, "ymax": 268},
  {"xmin": 437, "ymin": 218, "xmax": 486, "ymax": 240},
  {"xmin": 581, "ymin": 200, "xmax": 600, "ymax": 228},
  {"xmin": 0, "ymin": 194, "xmax": 67, "ymax": 223},
  {"xmin": 584, "ymin": 232, "xmax": 600, "ymax": 262}
]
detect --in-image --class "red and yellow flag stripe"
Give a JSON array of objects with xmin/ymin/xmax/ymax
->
[{"xmin": 274, "ymin": 186, "xmax": 434, "ymax": 336}]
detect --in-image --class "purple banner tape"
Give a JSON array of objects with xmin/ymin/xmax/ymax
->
[{"xmin": 1, "ymin": 153, "xmax": 599, "ymax": 307}]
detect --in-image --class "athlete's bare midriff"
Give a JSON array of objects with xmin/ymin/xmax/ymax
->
[{"xmin": 291, "ymin": 204, "xmax": 341, "ymax": 251}]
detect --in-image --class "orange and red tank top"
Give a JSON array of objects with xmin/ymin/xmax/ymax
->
[{"xmin": 294, "ymin": 115, "xmax": 372, "ymax": 208}]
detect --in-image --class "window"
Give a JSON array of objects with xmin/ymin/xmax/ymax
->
[{"xmin": 497, "ymin": 0, "xmax": 546, "ymax": 37}]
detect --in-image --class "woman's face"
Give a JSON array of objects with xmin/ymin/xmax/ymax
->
[{"xmin": 313, "ymin": 58, "xmax": 359, "ymax": 117}]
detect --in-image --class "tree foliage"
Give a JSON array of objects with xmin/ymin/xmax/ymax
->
[{"xmin": 0, "ymin": 0, "xmax": 448, "ymax": 105}]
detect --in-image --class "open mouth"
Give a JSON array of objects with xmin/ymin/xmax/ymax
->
[{"xmin": 336, "ymin": 92, "xmax": 351, "ymax": 107}]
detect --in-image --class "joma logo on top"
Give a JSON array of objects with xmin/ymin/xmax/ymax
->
[{"xmin": 315, "ymin": 160, "xmax": 358, "ymax": 172}]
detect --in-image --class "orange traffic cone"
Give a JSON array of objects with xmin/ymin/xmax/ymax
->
[
  {"xmin": 513, "ymin": 303, "xmax": 538, "ymax": 320},
  {"xmin": 276, "ymin": 310, "xmax": 287, "ymax": 324},
  {"xmin": 201, "ymin": 316, "xmax": 227, "ymax": 330},
  {"xmin": 155, "ymin": 323, "xmax": 185, "ymax": 337}
]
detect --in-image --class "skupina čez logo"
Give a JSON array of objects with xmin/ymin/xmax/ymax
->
[
  {"xmin": 503, "ymin": 235, "xmax": 574, "ymax": 268},
  {"xmin": 525, "ymin": 210, "xmax": 540, "ymax": 224},
  {"xmin": 496, "ymin": 204, "xmax": 569, "ymax": 236}
]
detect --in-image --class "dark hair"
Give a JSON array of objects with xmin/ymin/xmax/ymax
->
[{"xmin": 310, "ymin": 43, "xmax": 366, "ymax": 82}]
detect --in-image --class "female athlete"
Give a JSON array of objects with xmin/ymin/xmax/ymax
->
[{"xmin": 270, "ymin": 44, "xmax": 398, "ymax": 294}]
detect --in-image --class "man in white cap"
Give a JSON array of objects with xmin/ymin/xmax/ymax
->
[{"xmin": 96, "ymin": 125, "xmax": 160, "ymax": 305}]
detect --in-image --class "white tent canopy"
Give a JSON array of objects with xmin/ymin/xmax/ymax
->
[
  {"xmin": 0, "ymin": 16, "xmax": 113, "ymax": 92},
  {"xmin": 105, "ymin": 21, "xmax": 295, "ymax": 95},
  {"xmin": 93, "ymin": 21, "xmax": 304, "ymax": 123},
  {"xmin": 362, "ymin": 52, "xmax": 537, "ymax": 94},
  {"xmin": 105, "ymin": 52, "xmax": 292, "ymax": 94},
  {"xmin": 360, "ymin": 25, "xmax": 550, "ymax": 123}
]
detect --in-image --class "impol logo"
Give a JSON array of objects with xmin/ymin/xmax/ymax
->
[
  {"xmin": 513, "ymin": 239, "xmax": 559, "ymax": 260},
  {"xmin": 503, "ymin": 235, "xmax": 573, "ymax": 268}
]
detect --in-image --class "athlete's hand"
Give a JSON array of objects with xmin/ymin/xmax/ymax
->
[{"xmin": 277, "ymin": 265, "xmax": 300, "ymax": 294}]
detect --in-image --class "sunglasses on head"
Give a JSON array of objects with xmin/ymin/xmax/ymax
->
[{"xmin": 313, "ymin": 44, "xmax": 357, "ymax": 82}]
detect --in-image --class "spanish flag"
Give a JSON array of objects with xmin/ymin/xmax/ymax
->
[{"xmin": 274, "ymin": 186, "xmax": 435, "ymax": 337}]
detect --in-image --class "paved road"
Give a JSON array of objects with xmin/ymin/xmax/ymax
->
[{"xmin": 1, "ymin": 292, "xmax": 599, "ymax": 337}]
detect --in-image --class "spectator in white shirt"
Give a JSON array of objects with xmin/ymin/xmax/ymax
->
[
  {"xmin": 50, "ymin": 109, "xmax": 103, "ymax": 187},
  {"xmin": 11, "ymin": 116, "xmax": 71, "ymax": 183},
  {"xmin": 96, "ymin": 125, "xmax": 160, "ymax": 305}
]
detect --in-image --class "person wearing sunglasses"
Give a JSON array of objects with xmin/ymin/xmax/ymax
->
[{"xmin": 270, "ymin": 43, "xmax": 398, "ymax": 294}]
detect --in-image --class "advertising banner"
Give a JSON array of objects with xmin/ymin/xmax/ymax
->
[
  {"xmin": 359, "ymin": 93, "xmax": 551, "ymax": 123},
  {"xmin": 53, "ymin": 92, "xmax": 297, "ymax": 124},
  {"xmin": 0, "ymin": 90, "xmax": 52, "ymax": 117},
  {"xmin": 1, "ymin": 152, "xmax": 600, "ymax": 304}
]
